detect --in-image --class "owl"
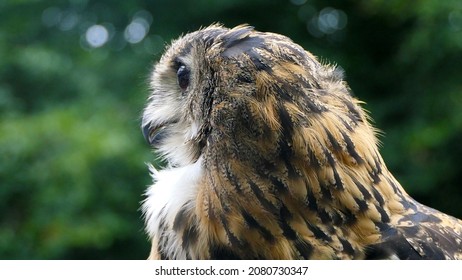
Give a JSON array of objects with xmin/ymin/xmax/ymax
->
[{"xmin": 141, "ymin": 24, "xmax": 462, "ymax": 259}]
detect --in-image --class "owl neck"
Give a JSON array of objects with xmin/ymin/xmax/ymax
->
[{"xmin": 199, "ymin": 99, "xmax": 410, "ymax": 258}]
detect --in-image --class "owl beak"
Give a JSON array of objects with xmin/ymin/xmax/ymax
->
[
  {"xmin": 142, "ymin": 123, "xmax": 153, "ymax": 145},
  {"xmin": 142, "ymin": 122, "xmax": 169, "ymax": 147}
]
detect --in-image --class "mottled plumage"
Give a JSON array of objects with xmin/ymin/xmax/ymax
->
[{"xmin": 141, "ymin": 24, "xmax": 462, "ymax": 259}]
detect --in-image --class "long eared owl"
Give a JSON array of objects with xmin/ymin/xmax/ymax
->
[{"xmin": 141, "ymin": 24, "xmax": 462, "ymax": 259}]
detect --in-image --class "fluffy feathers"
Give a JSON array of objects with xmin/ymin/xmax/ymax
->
[{"xmin": 141, "ymin": 24, "xmax": 462, "ymax": 259}]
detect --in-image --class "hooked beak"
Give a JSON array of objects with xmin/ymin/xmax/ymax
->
[
  {"xmin": 141, "ymin": 122, "xmax": 170, "ymax": 147},
  {"xmin": 142, "ymin": 123, "xmax": 153, "ymax": 145}
]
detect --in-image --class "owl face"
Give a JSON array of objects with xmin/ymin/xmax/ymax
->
[{"xmin": 142, "ymin": 26, "xmax": 227, "ymax": 167}]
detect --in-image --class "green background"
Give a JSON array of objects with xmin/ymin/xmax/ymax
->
[{"xmin": 1, "ymin": 0, "xmax": 462, "ymax": 259}]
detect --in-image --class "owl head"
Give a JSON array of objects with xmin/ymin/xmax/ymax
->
[{"xmin": 142, "ymin": 24, "xmax": 366, "ymax": 169}]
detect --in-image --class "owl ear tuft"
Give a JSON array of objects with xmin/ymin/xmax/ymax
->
[{"xmin": 221, "ymin": 26, "xmax": 265, "ymax": 58}]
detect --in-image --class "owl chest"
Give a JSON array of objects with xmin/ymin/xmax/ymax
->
[{"xmin": 143, "ymin": 159, "xmax": 204, "ymax": 259}]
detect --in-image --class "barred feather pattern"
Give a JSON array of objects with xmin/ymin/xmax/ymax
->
[{"xmin": 141, "ymin": 24, "xmax": 462, "ymax": 260}]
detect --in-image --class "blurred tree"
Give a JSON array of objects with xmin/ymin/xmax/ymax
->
[{"xmin": 0, "ymin": 0, "xmax": 461, "ymax": 259}]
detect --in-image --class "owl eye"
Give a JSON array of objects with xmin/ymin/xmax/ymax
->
[{"xmin": 177, "ymin": 64, "xmax": 190, "ymax": 91}]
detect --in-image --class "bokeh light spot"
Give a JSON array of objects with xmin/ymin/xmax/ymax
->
[
  {"xmin": 124, "ymin": 18, "xmax": 149, "ymax": 44},
  {"xmin": 59, "ymin": 12, "xmax": 79, "ymax": 31},
  {"xmin": 42, "ymin": 7, "xmax": 62, "ymax": 27},
  {"xmin": 307, "ymin": 7, "xmax": 347, "ymax": 38},
  {"xmin": 85, "ymin": 25, "xmax": 109, "ymax": 48}
]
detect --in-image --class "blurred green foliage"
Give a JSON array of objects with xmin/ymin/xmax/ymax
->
[{"xmin": 1, "ymin": 0, "xmax": 461, "ymax": 259}]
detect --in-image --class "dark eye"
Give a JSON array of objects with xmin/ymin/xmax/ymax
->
[{"xmin": 177, "ymin": 64, "xmax": 190, "ymax": 91}]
